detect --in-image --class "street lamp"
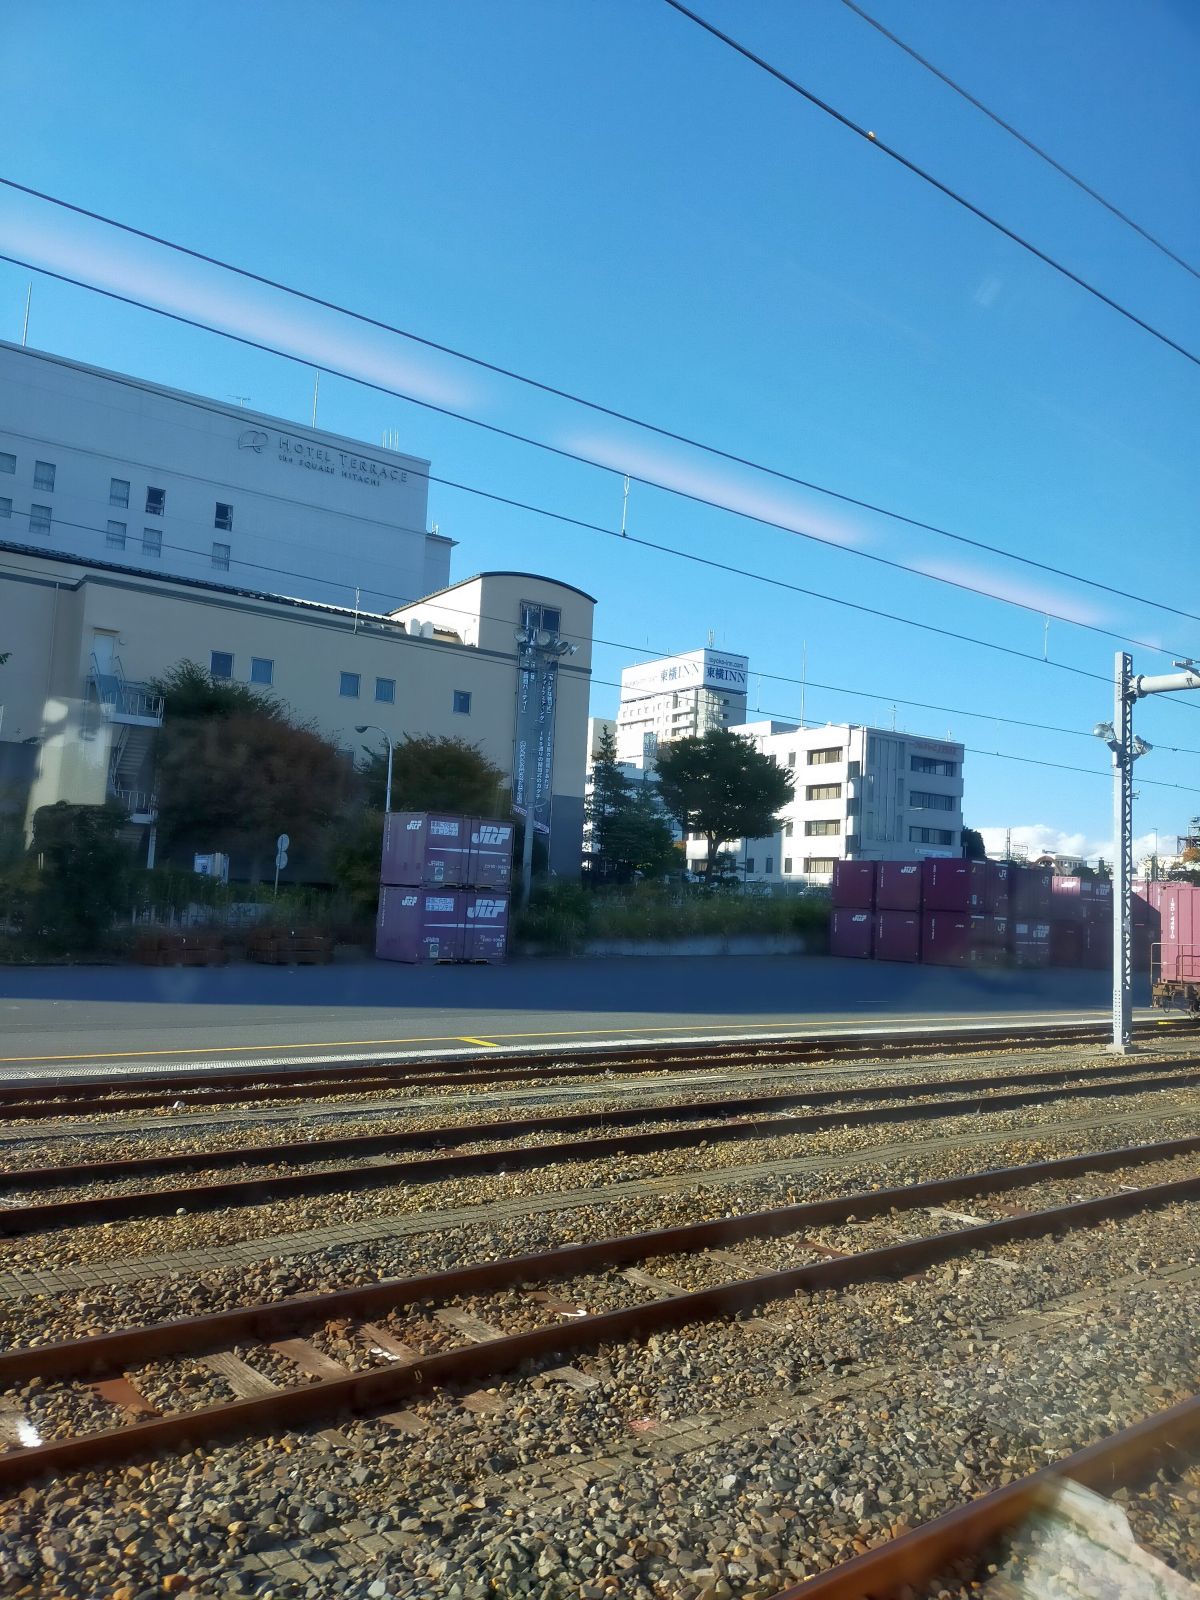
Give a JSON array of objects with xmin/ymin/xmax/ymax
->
[
  {"xmin": 355, "ymin": 724, "xmax": 394, "ymax": 814},
  {"xmin": 1094, "ymin": 653, "xmax": 1200, "ymax": 1053}
]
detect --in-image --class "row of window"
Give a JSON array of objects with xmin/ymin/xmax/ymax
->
[
  {"xmin": 746, "ymin": 856, "xmax": 837, "ymax": 876},
  {"xmin": 910, "ymin": 827, "xmax": 956, "ymax": 845},
  {"xmin": 206, "ymin": 652, "xmax": 473, "ymax": 716},
  {"xmin": 911, "ymin": 755, "xmax": 957, "ymax": 777},
  {"xmin": 2, "ymin": 456, "xmax": 238, "ymax": 530},
  {"xmin": 101, "ymin": 521, "xmax": 230, "ymax": 569},
  {"xmin": 909, "ymin": 790, "xmax": 955, "ymax": 811}
]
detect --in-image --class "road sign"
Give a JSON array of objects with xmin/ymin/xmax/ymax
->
[{"xmin": 276, "ymin": 833, "xmax": 290, "ymax": 851}]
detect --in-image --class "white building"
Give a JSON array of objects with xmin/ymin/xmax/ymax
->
[
  {"xmin": 615, "ymin": 648, "xmax": 749, "ymax": 767},
  {"xmin": 688, "ymin": 720, "xmax": 965, "ymax": 883},
  {"xmin": 0, "ymin": 341, "xmax": 453, "ymax": 614}
]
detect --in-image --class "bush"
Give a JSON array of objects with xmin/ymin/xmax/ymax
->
[{"xmin": 514, "ymin": 881, "xmax": 829, "ymax": 952}]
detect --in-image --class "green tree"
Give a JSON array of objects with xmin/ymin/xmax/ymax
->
[
  {"xmin": 586, "ymin": 731, "xmax": 677, "ymax": 880},
  {"xmin": 358, "ymin": 735, "xmax": 508, "ymax": 816},
  {"xmin": 27, "ymin": 801, "xmax": 131, "ymax": 951},
  {"xmin": 654, "ymin": 729, "xmax": 793, "ymax": 881},
  {"xmin": 150, "ymin": 660, "xmax": 354, "ymax": 878},
  {"xmin": 961, "ymin": 827, "xmax": 987, "ymax": 861}
]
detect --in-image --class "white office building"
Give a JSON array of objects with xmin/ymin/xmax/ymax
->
[
  {"xmin": 688, "ymin": 720, "xmax": 966, "ymax": 882},
  {"xmin": 0, "ymin": 341, "xmax": 452, "ymax": 614},
  {"xmin": 615, "ymin": 647, "xmax": 749, "ymax": 768}
]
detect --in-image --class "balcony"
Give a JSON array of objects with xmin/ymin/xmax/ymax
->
[
  {"xmin": 87, "ymin": 654, "xmax": 164, "ymax": 827},
  {"xmin": 87, "ymin": 653, "xmax": 164, "ymax": 727}
]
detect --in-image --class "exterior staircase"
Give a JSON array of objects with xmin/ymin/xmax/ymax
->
[{"xmin": 87, "ymin": 654, "xmax": 165, "ymax": 843}]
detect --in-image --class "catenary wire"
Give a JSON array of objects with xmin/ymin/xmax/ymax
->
[
  {"xmin": 5, "ymin": 539, "xmax": 1200, "ymax": 798},
  {"xmin": 7, "ymin": 253, "xmax": 1200, "ymax": 700},
  {"xmin": 659, "ymin": 0, "xmax": 1200, "ymax": 370},
  {"xmin": 3, "ymin": 180, "xmax": 1199, "ymax": 628},
  {"xmin": 9, "ymin": 525, "xmax": 1200, "ymax": 763},
  {"xmin": 838, "ymin": 0, "xmax": 1200, "ymax": 282},
  {"xmin": 8, "ymin": 522, "xmax": 1200, "ymax": 761},
  {"xmin": 2, "ymin": 259, "xmax": 1182, "ymax": 659}
]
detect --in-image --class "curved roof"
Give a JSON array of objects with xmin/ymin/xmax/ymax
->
[{"xmin": 402, "ymin": 571, "xmax": 597, "ymax": 606}]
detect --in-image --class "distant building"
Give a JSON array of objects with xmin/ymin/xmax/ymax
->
[
  {"xmin": 0, "ymin": 340, "xmax": 453, "ymax": 614},
  {"xmin": 615, "ymin": 647, "xmax": 749, "ymax": 768},
  {"xmin": 687, "ymin": 720, "xmax": 965, "ymax": 883},
  {"xmin": 0, "ymin": 543, "xmax": 593, "ymax": 875}
]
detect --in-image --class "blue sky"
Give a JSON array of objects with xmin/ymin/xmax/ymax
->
[{"xmin": 2, "ymin": 0, "xmax": 1198, "ymax": 862}]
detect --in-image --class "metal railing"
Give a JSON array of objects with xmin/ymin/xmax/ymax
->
[
  {"xmin": 1149, "ymin": 942, "xmax": 1200, "ymax": 984},
  {"xmin": 87, "ymin": 653, "xmax": 165, "ymax": 722}
]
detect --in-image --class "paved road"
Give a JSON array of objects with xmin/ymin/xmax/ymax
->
[{"xmin": 0, "ymin": 955, "xmax": 1152, "ymax": 1080}]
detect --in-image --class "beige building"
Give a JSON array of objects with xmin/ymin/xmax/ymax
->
[{"xmin": 0, "ymin": 540, "xmax": 594, "ymax": 875}]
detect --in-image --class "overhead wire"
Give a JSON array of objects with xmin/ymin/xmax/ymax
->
[
  {"xmin": 837, "ymin": 0, "xmax": 1200, "ymax": 283},
  {"xmin": 5, "ymin": 252, "xmax": 1200, "ymax": 692},
  {"xmin": 3, "ymin": 178, "xmax": 1200, "ymax": 628},
  {"xmin": 659, "ymin": 0, "xmax": 1200, "ymax": 370},
  {"xmin": 5, "ymin": 533, "xmax": 1200, "ymax": 796}
]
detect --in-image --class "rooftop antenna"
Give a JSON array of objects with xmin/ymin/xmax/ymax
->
[
  {"xmin": 890, "ymin": 703, "xmax": 897, "ymax": 731},
  {"xmin": 311, "ymin": 371, "xmax": 320, "ymax": 429},
  {"xmin": 20, "ymin": 282, "xmax": 31, "ymax": 347},
  {"xmin": 1043, "ymin": 614, "xmax": 1050, "ymax": 661},
  {"xmin": 353, "ymin": 586, "xmax": 361, "ymax": 634},
  {"xmin": 799, "ymin": 639, "xmax": 807, "ymax": 729},
  {"xmin": 229, "ymin": 394, "xmax": 251, "ymax": 407},
  {"xmin": 620, "ymin": 475, "xmax": 630, "ymax": 536},
  {"xmin": 707, "ymin": 627, "xmax": 715, "ymax": 648}
]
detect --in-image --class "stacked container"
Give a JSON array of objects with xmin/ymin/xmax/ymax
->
[{"xmin": 375, "ymin": 813, "xmax": 514, "ymax": 964}]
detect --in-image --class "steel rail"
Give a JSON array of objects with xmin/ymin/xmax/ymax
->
[
  {"xmin": 2, "ymin": 1133, "xmax": 1195, "ymax": 1388},
  {"xmin": 5, "ymin": 1053, "xmax": 1196, "ymax": 1193},
  {"xmin": 0, "ymin": 1170, "xmax": 1195, "ymax": 1489},
  {"xmin": 1, "ymin": 1018, "xmax": 1187, "ymax": 1118},
  {"xmin": 4, "ymin": 1065, "xmax": 1200, "ymax": 1238},
  {"xmin": 767, "ymin": 1393, "xmax": 1200, "ymax": 1599}
]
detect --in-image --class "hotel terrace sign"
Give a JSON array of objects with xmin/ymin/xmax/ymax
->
[{"xmin": 238, "ymin": 428, "xmax": 411, "ymax": 490}]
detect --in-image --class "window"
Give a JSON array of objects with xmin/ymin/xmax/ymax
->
[
  {"xmin": 214, "ymin": 502, "xmax": 233, "ymax": 532},
  {"xmin": 848, "ymin": 760, "xmax": 861, "ymax": 780},
  {"xmin": 786, "ymin": 752, "xmax": 796, "ymax": 768},
  {"xmin": 33, "ymin": 461, "xmax": 55, "ymax": 492},
  {"xmin": 110, "ymin": 478, "xmax": 130, "ymax": 508},
  {"xmin": 339, "ymin": 671, "xmax": 361, "ymax": 698},
  {"xmin": 520, "ymin": 600, "xmax": 562, "ymax": 635},
  {"xmin": 30, "ymin": 503, "xmax": 51, "ymax": 536},
  {"xmin": 783, "ymin": 820, "xmax": 794, "ymax": 837},
  {"xmin": 804, "ymin": 856, "xmax": 837, "ymax": 874},
  {"xmin": 211, "ymin": 541, "xmax": 231, "ymax": 571},
  {"xmin": 911, "ymin": 755, "xmax": 958, "ymax": 777},
  {"xmin": 0, "ymin": 498, "xmax": 10, "ymax": 519},
  {"xmin": 910, "ymin": 826, "xmax": 955, "ymax": 846},
  {"xmin": 783, "ymin": 857, "xmax": 793, "ymax": 875},
  {"xmin": 142, "ymin": 527, "xmax": 161, "ymax": 557},
  {"xmin": 806, "ymin": 782, "xmax": 842, "ymax": 802},
  {"xmin": 210, "ymin": 651, "xmax": 233, "ymax": 680},
  {"xmin": 250, "ymin": 657, "xmax": 274, "ymax": 685},
  {"xmin": 0, "ymin": 452, "xmax": 14, "ymax": 475},
  {"xmin": 106, "ymin": 520, "xmax": 127, "ymax": 550},
  {"xmin": 145, "ymin": 486, "xmax": 165, "ymax": 516},
  {"xmin": 745, "ymin": 858, "xmax": 755, "ymax": 874},
  {"xmin": 805, "ymin": 819, "xmax": 842, "ymax": 836},
  {"xmin": 910, "ymin": 790, "xmax": 955, "ymax": 812},
  {"xmin": 765, "ymin": 856, "xmax": 774, "ymax": 875},
  {"xmin": 375, "ymin": 677, "xmax": 396, "ymax": 704},
  {"xmin": 808, "ymin": 746, "xmax": 842, "ymax": 766},
  {"xmin": 453, "ymin": 689, "xmax": 472, "ymax": 715}
]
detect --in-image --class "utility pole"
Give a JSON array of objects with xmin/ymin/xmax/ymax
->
[{"xmin": 1095, "ymin": 652, "xmax": 1200, "ymax": 1053}]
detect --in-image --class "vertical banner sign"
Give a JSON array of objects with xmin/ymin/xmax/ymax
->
[{"xmin": 513, "ymin": 652, "xmax": 558, "ymax": 838}]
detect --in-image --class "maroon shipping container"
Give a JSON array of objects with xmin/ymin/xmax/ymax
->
[
  {"xmin": 380, "ymin": 812, "xmax": 472, "ymax": 888},
  {"xmin": 874, "ymin": 910, "xmax": 921, "ymax": 963},
  {"xmin": 375, "ymin": 886, "xmax": 466, "ymax": 963},
  {"xmin": 1049, "ymin": 876, "xmax": 1085, "ymax": 922},
  {"xmin": 1011, "ymin": 867, "xmax": 1053, "ymax": 918},
  {"xmin": 1049, "ymin": 922, "xmax": 1082, "ymax": 968},
  {"xmin": 1083, "ymin": 882, "xmax": 1112, "ymax": 924},
  {"xmin": 831, "ymin": 908, "xmax": 874, "ymax": 959},
  {"xmin": 876, "ymin": 861, "xmax": 923, "ymax": 912},
  {"xmin": 967, "ymin": 917, "xmax": 1007, "ymax": 967},
  {"xmin": 1079, "ymin": 920, "xmax": 1111, "ymax": 971},
  {"xmin": 468, "ymin": 818, "xmax": 515, "ymax": 890},
  {"xmin": 832, "ymin": 861, "xmax": 877, "ymax": 910},
  {"xmin": 1011, "ymin": 918, "xmax": 1051, "ymax": 968},
  {"xmin": 922, "ymin": 860, "xmax": 989, "ymax": 912},
  {"xmin": 922, "ymin": 912, "xmax": 972, "ymax": 966},
  {"xmin": 462, "ymin": 891, "xmax": 509, "ymax": 962},
  {"xmin": 1159, "ymin": 883, "xmax": 1200, "ymax": 984},
  {"xmin": 985, "ymin": 862, "xmax": 1012, "ymax": 916}
]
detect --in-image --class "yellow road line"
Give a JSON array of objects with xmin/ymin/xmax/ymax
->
[
  {"xmin": 0, "ymin": 1009, "xmax": 1116, "ymax": 1067},
  {"xmin": 458, "ymin": 1036, "xmax": 498, "ymax": 1048}
]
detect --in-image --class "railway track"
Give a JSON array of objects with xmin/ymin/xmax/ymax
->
[
  {"xmin": 4, "ymin": 1057, "xmax": 1199, "ymax": 1237},
  {"xmin": 767, "ymin": 1391, "xmax": 1200, "ymax": 1599},
  {"xmin": 2, "ymin": 1016, "xmax": 1191, "ymax": 1119},
  {"xmin": 0, "ymin": 1134, "xmax": 1196, "ymax": 1490}
]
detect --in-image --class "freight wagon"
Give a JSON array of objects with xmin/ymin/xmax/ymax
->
[{"xmin": 1151, "ymin": 883, "xmax": 1200, "ymax": 1013}]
